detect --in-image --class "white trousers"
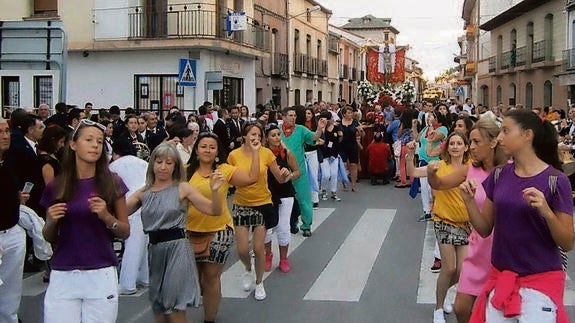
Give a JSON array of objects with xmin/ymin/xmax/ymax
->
[
  {"xmin": 265, "ymin": 197, "xmax": 294, "ymax": 247},
  {"xmin": 486, "ymin": 288, "xmax": 557, "ymax": 322},
  {"xmin": 119, "ymin": 211, "xmax": 149, "ymax": 292},
  {"xmin": 420, "ymin": 176, "xmax": 433, "ymax": 214},
  {"xmin": 392, "ymin": 140, "xmax": 401, "ymax": 176},
  {"xmin": 320, "ymin": 157, "xmax": 339, "ymax": 193},
  {"xmin": 0, "ymin": 225, "xmax": 25, "ymax": 323},
  {"xmin": 44, "ymin": 266, "xmax": 119, "ymax": 323},
  {"xmin": 305, "ymin": 150, "xmax": 320, "ymax": 203}
]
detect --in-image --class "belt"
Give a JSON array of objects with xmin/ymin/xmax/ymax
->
[{"xmin": 148, "ymin": 228, "xmax": 185, "ymax": 244}]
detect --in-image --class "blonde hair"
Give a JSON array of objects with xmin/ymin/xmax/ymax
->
[{"xmin": 145, "ymin": 142, "xmax": 185, "ymax": 188}]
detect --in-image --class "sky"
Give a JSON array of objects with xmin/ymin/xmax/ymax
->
[{"xmin": 318, "ymin": 0, "xmax": 465, "ymax": 80}]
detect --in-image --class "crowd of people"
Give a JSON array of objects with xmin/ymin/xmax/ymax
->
[{"xmin": 0, "ymin": 97, "xmax": 574, "ymax": 323}]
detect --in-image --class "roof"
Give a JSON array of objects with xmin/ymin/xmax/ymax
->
[
  {"xmin": 341, "ymin": 15, "xmax": 400, "ymax": 34},
  {"xmin": 480, "ymin": 0, "xmax": 552, "ymax": 31}
]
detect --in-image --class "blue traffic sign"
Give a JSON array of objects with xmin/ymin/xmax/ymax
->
[{"xmin": 178, "ymin": 59, "xmax": 197, "ymax": 87}]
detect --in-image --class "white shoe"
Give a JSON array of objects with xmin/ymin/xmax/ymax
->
[
  {"xmin": 241, "ymin": 270, "xmax": 253, "ymax": 291},
  {"xmin": 443, "ymin": 298, "xmax": 453, "ymax": 314},
  {"xmin": 254, "ymin": 282, "xmax": 266, "ymax": 301},
  {"xmin": 433, "ymin": 309, "xmax": 446, "ymax": 323}
]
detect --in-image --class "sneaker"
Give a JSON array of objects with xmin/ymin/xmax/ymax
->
[
  {"xmin": 433, "ymin": 309, "xmax": 446, "ymax": 323},
  {"xmin": 241, "ymin": 270, "xmax": 254, "ymax": 291},
  {"xmin": 331, "ymin": 193, "xmax": 341, "ymax": 202},
  {"xmin": 321, "ymin": 191, "xmax": 328, "ymax": 201},
  {"xmin": 302, "ymin": 229, "xmax": 312, "ymax": 237},
  {"xmin": 313, "ymin": 202, "xmax": 319, "ymax": 209},
  {"xmin": 254, "ymin": 282, "xmax": 266, "ymax": 301},
  {"xmin": 279, "ymin": 258, "xmax": 291, "ymax": 273},
  {"xmin": 443, "ymin": 298, "xmax": 453, "ymax": 314},
  {"xmin": 430, "ymin": 258, "xmax": 441, "ymax": 273},
  {"xmin": 418, "ymin": 213, "xmax": 432, "ymax": 222},
  {"xmin": 119, "ymin": 288, "xmax": 138, "ymax": 295},
  {"xmin": 265, "ymin": 252, "xmax": 273, "ymax": 272}
]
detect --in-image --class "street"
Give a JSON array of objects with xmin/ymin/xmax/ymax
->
[{"xmin": 18, "ymin": 182, "xmax": 575, "ymax": 323}]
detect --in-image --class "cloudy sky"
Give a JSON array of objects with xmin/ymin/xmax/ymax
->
[{"xmin": 319, "ymin": 0, "xmax": 465, "ymax": 80}]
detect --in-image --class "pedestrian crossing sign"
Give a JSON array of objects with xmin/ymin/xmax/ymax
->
[{"xmin": 178, "ymin": 59, "xmax": 197, "ymax": 87}]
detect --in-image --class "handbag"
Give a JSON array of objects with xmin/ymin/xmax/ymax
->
[{"xmin": 186, "ymin": 231, "xmax": 215, "ymax": 258}]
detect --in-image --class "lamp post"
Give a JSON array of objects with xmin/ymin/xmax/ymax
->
[{"xmin": 287, "ymin": 4, "xmax": 322, "ymax": 106}]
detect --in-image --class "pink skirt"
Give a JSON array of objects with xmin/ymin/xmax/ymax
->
[{"xmin": 457, "ymin": 229, "xmax": 493, "ymax": 296}]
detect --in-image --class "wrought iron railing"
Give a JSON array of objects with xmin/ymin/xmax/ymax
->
[
  {"xmin": 532, "ymin": 40, "xmax": 547, "ymax": 63},
  {"xmin": 272, "ymin": 53, "xmax": 288, "ymax": 76},
  {"xmin": 488, "ymin": 56, "xmax": 496, "ymax": 73},
  {"xmin": 318, "ymin": 60, "xmax": 328, "ymax": 77},
  {"xmin": 500, "ymin": 51, "xmax": 511, "ymax": 69},
  {"xmin": 127, "ymin": 3, "xmax": 269, "ymax": 51},
  {"xmin": 563, "ymin": 49, "xmax": 575, "ymax": 71},
  {"xmin": 515, "ymin": 46, "xmax": 526, "ymax": 66}
]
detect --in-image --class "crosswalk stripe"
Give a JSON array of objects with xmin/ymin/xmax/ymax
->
[
  {"xmin": 303, "ymin": 209, "xmax": 395, "ymax": 302},
  {"xmin": 221, "ymin": 207, "xmax": 336, "ymax": 298},
  {"xmin": 416, "ymin": 222, "xmax": 575, "ymax": 306}
]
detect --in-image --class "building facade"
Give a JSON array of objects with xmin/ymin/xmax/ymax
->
[{"xmin": 477, "ymin": 0, "xmax": 567, "ymax": 109}]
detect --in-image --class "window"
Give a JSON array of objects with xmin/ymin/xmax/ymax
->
[
  {"xmin": 544, "ymin": 80, "xmax": 553, "ymax": 107},
  {"xmin": 317, "ymin": 40, "xmax": 322, "ymax": 60},
  {"xmin": 34, "ymin": 76, "xmax": 53, "ymax": 108},
  {"xmin": 496, "ymin": 85, "xmax": 502, "ymax": 105},
  {"xmin": 213, "ymin": 77, "xmax": 243, "ymax": 110},
  {"xmin": 294, "ymin": 89, "xmax": 301, "ymax": 106},
  {"xmin": 135, "ymin": 75, "xmax": 184, "ymax": 117},
  {"xmin": 526, "ymin": 22, "xmax": 534, "ymax": 63},
  {"xmin": 497, "ymin": 35, "xmax": 503, "ymax": 70},
  {"xmin": 509, "ymin": 83, "xmax": 516, "ymax": 105},
  {"xmin": 544, "ymin": 14, "xmax": 553, "ymax": 60},
  {"xmin": 294, "ymin": 29, "xmax": 300, "ymax": 54},
  {"xmin": 34, "ymin": 0, "xmax": 57, "ymax": 15},
  {"xmin": 2, "ymin": 77, "xmax": 20, "ymax": 113},
  {"xmin": 306, "ymin": 90, "xmax": 313, "ymax": 104},
  {"xmin": 525, "ymin": 82, "xmax": 533, "ymax": 109},
  {"xmin": 318, "ymin": 91, "xmax": 322, "ymax": 103},
  {"xmin": 480, "ymin": 85, "xmax": 489, "ymax": 106}
]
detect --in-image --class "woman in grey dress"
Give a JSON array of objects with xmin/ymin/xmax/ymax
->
[{"xmin": 127, "ymin": 142, "xmax": 224, "ymax": 323}]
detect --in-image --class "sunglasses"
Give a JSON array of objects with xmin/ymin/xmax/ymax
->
[{"xmin": 72, "ymin": 119, "xmax": 106, "ymax": 139}]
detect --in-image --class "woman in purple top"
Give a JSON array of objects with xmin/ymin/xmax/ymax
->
[
  {"xmin": 41, "ymin": 119, "xmax": 130, "ymax": 323},
  {"xmin": 460, "ymin": 109, "xmax": 574, "ymax": 321}
]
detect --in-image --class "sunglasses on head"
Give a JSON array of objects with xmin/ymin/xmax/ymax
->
[{"xmin": 72, "ymin": 119, "xmax": 106, "ymax": 139}]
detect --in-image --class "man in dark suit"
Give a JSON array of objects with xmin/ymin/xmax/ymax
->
[
  {"xmin": 213, "ymin": 108, "xmax": 232, "ymax": 157},
  {"xmin": 44, "ymin": 102, "xmax": 68, "ymax": 129},
  {"xmin": 110, "ymin": 105, "xmax": 125, "ymax": 140},
  {"xmin": 144, "ymin": 112, "xmax": 168, "ymax": 152},
  {"xmin": 227, "ymin": 105, "xmax": 244, "ymax": 150}
]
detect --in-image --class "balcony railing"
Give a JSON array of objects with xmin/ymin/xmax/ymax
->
[
  {"xmin": 488, "ymin": 56, "xmax": 496, "ymax": 73},
  {"xmin": 532, "ymin": 40, "xmax": 548, "ymax": 63},
  {"xmin": 500, "ymin": 51, "xmax": 511, "ymax": 69},
  {"xmin": 294, "ymin": 53, "xmax": 309, "ymax": 73},
  {"xmin": 515, "ymin": 46, "xmax": 526, "ymax": 66},
  {"xmin": 318, "ymin": 60, "xmax": 328, "ymax": 77},
  {"xmin": 339, "ymin": 64, "xmax": 349, "ymax": 79},
  {"xmin": 127, "ymin": 3, "xmax": 269, "ymax": 51},
  {"xmin": 563, "ymin": 49, "xmax": 575, "ymax": 71},
  {"xmin": 351, "ymin": 67, "xmax": 357, "ymax": 81},
  {"xmin": 272, "ymin": 53, "xmax": 288, "ymax": 76}
]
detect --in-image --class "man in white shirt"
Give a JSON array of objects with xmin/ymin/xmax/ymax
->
[{"xmin": 462, "ymin": 98, "xmax": 474, "ymax": 115}]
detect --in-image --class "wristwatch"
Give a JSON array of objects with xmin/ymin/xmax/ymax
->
[{"xmin": 108, "ymin": 221, "xmax": 119, "ymax": 230}]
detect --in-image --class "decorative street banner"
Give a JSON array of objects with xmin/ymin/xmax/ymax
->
[
  {"xmin": 367, "ymin": 47, "xmax": 405, "ymax": 84},
  {"xmin": 227, "ymin": 12, "xmax": 247, "ymax": 36}
]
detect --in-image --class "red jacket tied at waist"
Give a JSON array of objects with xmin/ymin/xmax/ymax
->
[{"xmin": 470, "ymin": 267, "xmax": 567, "ymax": 323}]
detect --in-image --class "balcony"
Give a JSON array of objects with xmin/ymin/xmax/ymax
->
[
  {"xmin": 532, "ymin": 40, "xmax": 548, "ymax": 63},
  {"xmin": 294, "ymin": 53, "xmax": 308, "ymax": 73},
  {"xmin": 351, "ymin": 67, "xmax": 357, "ymax": 81},
  {"xmin": 123, "ymin": 3, "xmax": 269, "ymax": 51},
  {"xmin": 339, "ymin": 64, "xmax": 349, "ymax": 79},
  {"xmin": 500, "ymin": 51, "xmax": 511, "ymax": 69},
  {"xmin": 272, "ymin": 53, "xmax": 288, "ymax": 76},
  {"xmin": 563, "ymin": 49, "xmax": 575, "ymax": 71},
  {"xmin": 318, "ymin": 60, "xmax": 328, "ymax": 77},
  {"xmin": 328, "ymin": 35, "xmax": 339, "ymax": 53},
  {"xmin": 515, "ymin": 46, "xmax": 526, "ymax": 66},
  {"xmin": 488, "ymin": 56, "xmax": 496, "ymax": 73}
]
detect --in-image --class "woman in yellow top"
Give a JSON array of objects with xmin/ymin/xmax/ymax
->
[
  {"xmin": 407, "ymin": 131, "xmax": 471, "ymax": 323},
  {"xmin": 227, "ymin": 122, "xmax": 291, "ymax": 301},
  {"xmin": 185, "ymin": 131, "xmax": 260, "ymax": 323}
]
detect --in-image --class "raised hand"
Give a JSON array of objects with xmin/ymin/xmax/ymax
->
[
  {"xmin": 46, "ymin": 202, "xmax": 67, "ymax": 225},
  {"xmin": 522, "ymin": 187, "xmax": 551, "ymax": 216},
  {"xmin": 210, "ymin": 169, "xmax": 225, "ymax": 191},
  {"xmin": 87, "ymin": 196, "xmax": 109, "ymax": 220},
  {"xmin": 459, "ymin": 179, "xmax": 477, "ymax": 202}
]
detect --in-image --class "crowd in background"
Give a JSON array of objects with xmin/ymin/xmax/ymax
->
[{"xmin": 1, "ymin": 96, "xmax": 574, "ymax": 323}]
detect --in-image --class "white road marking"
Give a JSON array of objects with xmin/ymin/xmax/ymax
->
[
  {"xmin": 221, "ymin": 207, "xmax": 335, "ymax": 298},
  {"xmin": 303, "ymin": 209, "xmax": 395, "ymax": 302}
]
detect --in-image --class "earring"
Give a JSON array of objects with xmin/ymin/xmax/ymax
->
[{"xmin": 215, "ymin": 157, "xmax": 219, "ymax": 163}]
